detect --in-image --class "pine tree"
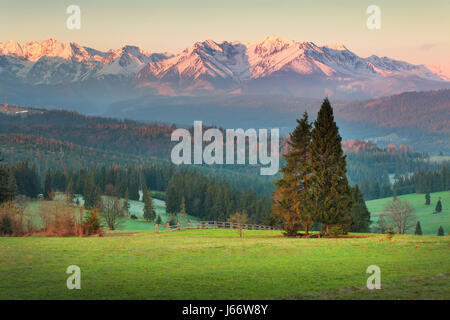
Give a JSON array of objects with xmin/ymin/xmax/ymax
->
[
  {"xmin": 166, "ymin": 177, "xmax": 180, "ymax": 214},
  {"xmin": 0, "ymin": 154, "xmax": 11, "ymax": 204},
  {"xmin": 83, "ymin": 172, "xmax": 101, "ymax": 209},
  {"xmin": 307, "ymin": 98, "xmax": 353, "ymax": 234},
  {"xmin": 415, "ymin": 221, "xmax": 422, "ymax": 235},
  {"xmin": 437, "ymin": 226, "xmax": 444, "ymax": 236},
  {"xmin": 123, "ymin": 188, "xmax": 130, "ymax": 216},
  {"xmin": 425, "ymin": 192, "xmax": 430, "ymax": 205},
  {"xmin": 349, "ymin": 185, "xmax": 371, "ymax": 232},
  {"xmin": 43, "ymin": 170, "xmax": 53, "ymax": 200},
  {"xmin": 143, "ymin": 188, "xmax": 156, "ymax": 222},
  {"xmin": 65, "ymin": 177, "xmax": 75, "ymax": 205},
  {"xmin": 273, "ymin": 112, "xmax": 312, "ymax": 236},
  {"xmin": 435, "ymin": 199, "xmax": 442, "ymax": 213},
  {"xmin": 7, "ymin": 169, "xmax": 17, "ymax": 201},
  {"xmin": 180, "ymin": 196, "xmax": 188, "ymax": 225},
  {"xmin": 128, "ymin": 173, "xmax": 140, "ymax": 201}
]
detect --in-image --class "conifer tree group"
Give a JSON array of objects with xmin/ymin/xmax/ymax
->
[{"xmin": 273, "ymin": 98, "xmax": 358, "ymax": 236}]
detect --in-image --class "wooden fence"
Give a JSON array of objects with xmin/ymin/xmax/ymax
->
[{"xmin": 154, "ymin": 221, "xmax": 279, "ymax": 232}]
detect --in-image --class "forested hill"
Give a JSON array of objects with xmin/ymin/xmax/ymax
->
[
  {"xmin": 0, "ymin": 105, "xmax": 177, "ymax": 159},
  {"xmin": 0, "ymin": 133, "xmax": 164, "ymax": 173}
]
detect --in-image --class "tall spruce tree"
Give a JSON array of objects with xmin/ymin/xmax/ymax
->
[
  {"xmin": 143, "ymin": 188, "xmax": 156, "ymax": 222},
  {"xmin": 123, "ymin": 188, "xmax": 130, "ymax": 216},
  {"xmin": 306, "ymin": 98, "xmax": 353, "ymax": 234},
  {"xmin": 43, "ymin": 170, "xmax": 53, "ymax": 200},
  {"xmin": 435, "ymin": 199, "xmax": 442, "ymax": 213},
  {"xmin": 7, "ymin": 169, "xmax": 17, "ymax": 201},
  {"xmin": 65, "ymin": 177, "xmax": 75, "ymax": 205},
  {"xmin": 415, "ymin": 221, "xmax": 423, "ymax": 235},
  {"xmin": 425, "ymin": 192, "xmax": 430, "ymax": 205},
  {"xmin": 273, "ymin": 112, "xmax": 312, "ymax": 236},
  {"xmin": 349, "ymin": 185, "xmax": 371, "ymax": 232},
  {"xmin": 0, "ymin": 154, "xmax": 11, "ymax": 204}
]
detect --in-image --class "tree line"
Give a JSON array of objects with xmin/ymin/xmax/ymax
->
[
  {"xmin": 0, "ymin": 159, "xmax": 272, "ymax": 224},
  {"xmin": 394, "ymin": 167, "xmax": 450, "ymax": 195}
]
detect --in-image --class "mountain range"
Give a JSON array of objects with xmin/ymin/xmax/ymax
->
[
  {"xmin": 1, "ymin": 36, "xmax": 449, "ymax": 113},
  {"xmin": 1, "ymin": 36, "xmax": 449, "ymax": 154}
]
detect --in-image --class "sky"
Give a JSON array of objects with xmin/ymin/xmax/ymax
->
[{"xmin": 1, "ymin": 0, "xmax": 449, "ymax": 76}]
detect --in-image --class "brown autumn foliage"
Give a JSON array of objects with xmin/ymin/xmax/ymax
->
[
  {"xmin": 228, "ymin": 212, "xmax": 248, "ymax": 238},
  {"xmin": 16, "ymin": 201, "xmax": 104, "ymax": 237}
]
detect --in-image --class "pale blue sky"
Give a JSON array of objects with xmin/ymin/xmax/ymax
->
[{"xmin": 1, "ymin": 0, "xmax": 449, "ymax": 74}]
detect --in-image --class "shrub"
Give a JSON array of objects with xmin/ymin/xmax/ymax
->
[
  {"xmin": 0, "ymin": 202, "xmax": 26, "ymax": 236},
  {"xmin": 437, "ymin": 226, "xmax": 444, "ymax": 236},
  {"xmin": 37, "ymin": 201, "xmax": 85, "ymax": 237},
  {"xmin": 329, "ymin": 225, "xmax": 345, "ymax": 237},
  {"xmin": 130, "ymin": 214, "xmax": 138, "ymax": 220},
  {"xmin": 386, "ymin": 225, "xmax": 395, "ymax": 240},
  {"xmin": 0, "ymin": 216, "xmax": 13, "ymax": 235},
  {"xmin": 167, "ymin": 214, "xmax": 178, "ymax": 226},
  {"xmin": 84, "ymin": 209, "xmax": 103, "ymax": 236}
]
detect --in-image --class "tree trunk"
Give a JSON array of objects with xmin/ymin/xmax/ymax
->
[{"xmin": 325, "ymin": 225, "xmax": 329, "ymax": 235}]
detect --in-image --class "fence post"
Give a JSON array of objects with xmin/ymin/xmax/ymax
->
[
  {"xmin": 214, "ymin": 221, "xmax": 218, "ymax": 229},
  {"xmin": 155, "ymin": 224, "xmax": 159, "ymax": 233},
  {"xmin": 197, "ymin": 221, "xmax": 200, "ymax": 229},
  {"xmin": 177, "ymin": 222, "xmax": 181, "ymax": 231},
  {"xmin": 188, "ymin": 221, "xmax": 191, "ymax": 229},
  {"xmin": 166, "ymin": 223, "xmax": 170, "ymax": 232}
]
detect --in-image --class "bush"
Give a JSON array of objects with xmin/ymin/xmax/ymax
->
[
  {"xmin": 84, "ymin": 209, "xmax": 103, "ymax": 236},
  {"xmin": 437, "ymin": 226, "xmax": 445, "ymax": 236},
  {"xmin": 329, "ymin": 225, "xmax": 345, "ymax": 237},
  {"xmin": 386, "ymin": 225, "xmax": 395, "ymax": 240},
  {"xmin": 0, "ymin": 216, "xmax": 13, "ymax": 235},
  {"xmin": 37, "ymin": 201, "xmax": 85, "ymax": 237},
  {"xmin": 130, "ymin": 214, "xmax": 138, "ymax": 220},
  {"xmin": 0, "ymin": 202, "xmax": 27, "ymax": 236},
  {"xmin": 167, "ymin": 214, "xmax": 178, "ymax": 226}
]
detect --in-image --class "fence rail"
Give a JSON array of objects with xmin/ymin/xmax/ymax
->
[{"xmin": 154, "ymin": 221, "xmax": 279, "ymax": 232}]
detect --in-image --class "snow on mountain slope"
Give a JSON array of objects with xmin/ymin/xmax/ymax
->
[
  {"xmin": 0, "ymin": 36, "xmax": 448, "ymax": 97},
  {"xmin": 136, "ymin": 35, "xmax": 446, "ymax": 84},
  {"xmin": 0, "ymin": 39, "xmax": 169, "ymax": 84},
  {"xmin": 95, "ymin": 46, "xmax": 171, "ymax": 77}
]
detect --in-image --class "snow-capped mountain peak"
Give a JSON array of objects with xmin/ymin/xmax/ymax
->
[{"xmin": 0, "ymin": 36, "xmax": 448, "ymax": 98}]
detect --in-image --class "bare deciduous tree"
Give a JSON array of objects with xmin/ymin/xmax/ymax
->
[
  {"xmin": 228, "ymin": 212, "xmax": 248, "ymax": 238},
  {"xmin": 384, "ymin": 199, "xmax": 416, "ymax": 234},
  {"xmin": 100, "ymin": 196, "xmax": 124, "ymax": 230}
]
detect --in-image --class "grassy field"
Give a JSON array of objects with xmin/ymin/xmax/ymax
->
[
  {"xmin": 366, "ymin": 191, "xmax": 450, "ymax": 235},
  {"xmin": 0, "ymin": 229, "xmax": 448, "ymax": 300}
]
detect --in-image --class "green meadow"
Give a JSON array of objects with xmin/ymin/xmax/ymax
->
[
  {"xmin": 2, "ymin": 191, "xmax": 448, "ymax": 299},
  {"xmin": 366, "ymin": 191, "xmax": 450, "ymax": 235},
  {"xmin": 0, "ymin": 229, "xmax": 448, "ymax": 300}
]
